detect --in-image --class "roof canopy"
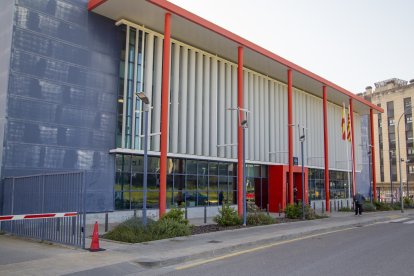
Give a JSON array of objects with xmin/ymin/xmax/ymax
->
[{"xmin": 88, "ymin": 0, "xmax": 383, "ymax": 115}]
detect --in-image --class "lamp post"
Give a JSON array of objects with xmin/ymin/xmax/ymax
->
[
  {"xmin": 298, "ymin": 126, "xmax": 306, "ymax": 220},
  {"xmin": 368, "ymin": 148, "xmax": 372, "ymax": 203},
  {"xmin": 406, "ymin": 159, "xmax": 410, "ymax": 197},
  {"xmin": 241, "ymin": 118, "xmax": 248, "ymax": 226},
  {"xmin": 390, "ymin": 150, "xmax": 394, "ymax": 205},
  {"xmin": 136, "ymin": 92, "xmax": 150, "ymax": 225},
  {"xmin": 226, "ymin": 107, "xmax": 249, "ymax": 226}
]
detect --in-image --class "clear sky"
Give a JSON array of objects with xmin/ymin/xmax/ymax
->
[{"xmin": 169, "ymin": 0, "xmax": 414, "ymax": 94}]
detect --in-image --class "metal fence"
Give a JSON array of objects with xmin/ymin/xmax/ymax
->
[{"xmin": 1, "ymin": 172, "xmax": 86, "ymax": 248}]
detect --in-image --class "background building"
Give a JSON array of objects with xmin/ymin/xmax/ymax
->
[
  {"xmin": 0, "ymin": 0, "xmax": 381, "ymax": 216},
  {"xmin": 359, "ymin": 78, "xmax": 414, "ymax": 202}
]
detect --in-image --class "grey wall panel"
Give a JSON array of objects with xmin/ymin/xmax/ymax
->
[
  {"xmin": 4, "ymin": 0, "xmax": 121, "ymax": 212},
  {"xmin": 170, "ymin": 43, "xmax": 180, "ymax": 153},
  {"xmin": 210, "ymin": 58, "xmax": 218, "ymax": 157},
  {"xmin": 231, "ymin": 65, "xmax": 237, "ymax": 159},
  {"xmin": 217, "ymin": 61, "xmax": 225, "ymax": 158},
  {"xmin": 202, "ymin": 55, "xmax": 210, "ymax": 156},
  {"xmin": 195, "ymin": 52, "xmax": 203, "ymax": 156},
  {"xmin": 259, "ymin": 77, "xmax": 265, "ymax": 161},
  {"xmin": 152, "ymin": 37, "xmax": 163, "ymax": 152},
  {"xmin": 0, "ymin": 0, "xmax": 14, "ymax": 184},
  {"xmin": 248, "ymin": 72, "xmax": 254, "ymax": 160},
  {"xmin": 254, "ymin": 75, "xmax": 260, "ymax": 161},
  {"xmin": 187, "ymin": 50, "xmax": 196, "ymax": 155},
  {"xmin": 264, "ymin": 80, "xmax": 270, "ymax": 162},
  {"xmin": 225, "ymin": 64, "xmax": 232, "ymax": 158},
  {"xmin": 178, "ymin": 46, "xmax": 188, "ymax": 153}
]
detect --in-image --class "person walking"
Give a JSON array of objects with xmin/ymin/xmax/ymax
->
[{"xmin": 354, "ymin": 193, "xmax": 366, "ymax": 215}]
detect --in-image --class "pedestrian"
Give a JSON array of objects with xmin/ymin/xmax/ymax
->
[
  {"xmin": 218, "ymin": 191, "xmax": 224, "ymax": 205},
  {"xmin": 353, "ymin": 193, "xmax": 366, "ymax": 215}
]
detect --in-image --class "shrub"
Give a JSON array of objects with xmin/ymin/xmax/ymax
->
[
  {"xmin": 285, "ymin": 204, "xmax": 301, "ymax": 219},
  {"xmin": 149, "ymin": 218, "xmax": 191, "ymax": 239},
  {"xmin": 247, "ymin": 212, "xmax": 275, "ymax": 225},
  {"xmin": 103, "ymin": 213, "xmax": 191, "ymax": 243},
  {"xmin": 338, "ymin": 207, "xmax": 353, "ymax": 212},
  {"xmin": 213, "ymin": 204, "xmax": 242, "ymax": 226},
  {"xmin": 374, "ymin": 201, "xmax": 393, "ymax": 211},
  {"xmin": 362, "ymin": 202, "xmax": 376, "ymax": 212},
  {"xmin": 161, "ymin": 208, "xmax": 188, "ymax": 225},
  {"xmin": 285, "ymin": 203, "xmax": 319, "ymax": 220},
  {"xmin": 403, "ymin": 197, "xmax": 414, "ymax": 208}
]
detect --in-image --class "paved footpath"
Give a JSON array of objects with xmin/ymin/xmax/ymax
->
[{"xmin": 1, "ymin": 210, "xmax": 413, "ymax": 275}]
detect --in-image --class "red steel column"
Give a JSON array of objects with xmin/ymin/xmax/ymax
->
[
  {"xmin": 370, "ymin": 109, "xmax": 377, "ymax": 200},
  {"xmin": 288, "ymin": 69, "xmax": 294, "ymax": 204},
  {"xmin": 237, "ymin": 47, "xmax": 244, "ymax": 216},
  {"xmin": 159, "ymin": 13, "xmax": 171, "ymax": 217},
  {"xmin": 323, "ymin": 86, "xmax": 330, "ymax": 212},
  {"xmin": 350, "ymin": 98, "xmax": 356, "ymax": 196}
]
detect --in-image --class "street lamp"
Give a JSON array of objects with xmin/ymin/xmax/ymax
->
[
  {"xmin": 136, "ymin": 92, "xmax": 150, "ymax": 225},
  {"xmin": 298, "ymin": 126, "xmax": 306, "ymax": 220},
  {"xmin": 390, "ymin": 150, "xmax": 394, "ymax": 205},
  {"xmin": 225, "ymin": 107, "xmax": 249, "ymax": 226}
]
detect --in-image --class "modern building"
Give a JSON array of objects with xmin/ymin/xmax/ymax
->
[
  {"xmin": 359, "ymin": 78, "xmax": 414, "ymax": 201},
  {"xmin": 0, "ymin": 0, "xmax": 382, "ymax": 216}
]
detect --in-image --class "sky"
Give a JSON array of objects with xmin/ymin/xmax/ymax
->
[{"xmin": 169, "ymin": 0, "xmax": 414, "ymax": 94}]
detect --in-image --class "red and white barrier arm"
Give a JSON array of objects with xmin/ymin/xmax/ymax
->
[{"xmin": 0, "ymin": 212, "xmax": 77, "ymax": 221}]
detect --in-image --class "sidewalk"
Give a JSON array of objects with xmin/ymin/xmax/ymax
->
[{"xmin": 1, "ymin": 210, "xmax": 413, "ymax": 275}]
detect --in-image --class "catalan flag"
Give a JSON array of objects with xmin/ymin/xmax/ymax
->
[
  {"xmin": 347, "ymin": 106, "xmax": 352, "ymax": 142},
  {"xmin": 341, "ymin": 104, "xmax": 346, "ymax": 140}
]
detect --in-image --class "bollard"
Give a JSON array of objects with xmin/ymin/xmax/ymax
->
[
  {"xmin": 337, "ymin": 201, "xmax": 340, "ymax": 210},
  {"xmin": 341, "ymin": 201, "xmax": 343, "ymax": 209},
  {"xmin": 330, "ymin": 201, "xmax": 332, "ymax": 212},
  {"xmin": 204, "ymin": 205, "xmax": 207, "ymax": 224},
  {"xmin": 347, "ymin": 200, "xmax": 349, "ymax": 209},
  {"xmin": 105, "ymin": 212, "xmax": 109, "ymax": 232},
  {"xmin": 267, "ymin": 204, "xmax": 269, "ymax": 216},
  {"xmin": 278, "ymin": 203, "xmax": 281, "ymax": 217},
  {"xmin": 334, "ymin": 201, "xmax": 337, "ymax": 211},
  {"xmin": 322, "ymin": 202, "xmax": 325, "ymax": 214},
  {"xmin": 185, "ymin": 203, "xmax": 188, "ymax": 220},
  {"xmin": 313, "ymin": 202, "xmax": 316, "ymax": 211},
  {"xmin": 134, "ymin": 209, "xmax": 137, "ymax": 217}
]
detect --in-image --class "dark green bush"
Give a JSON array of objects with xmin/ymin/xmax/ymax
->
[
  {"xmin": 285, "ymin": 204, "xmax": 301, "ymax": 219},
  {"xmin": 161, "ymin": 208, "xmax": 188, "ymax": 225},
  {"xmin": 214, "ymin": 204, "xmax": 242, "ymax": 226},
  {"xmin": 362, "ymin": 202, "xmax": 376, "ymax": 212},
  {"xmin": 403, "ymin": 197, "xmax": 414, "ymax": 208},
  {"xmin": 338, "ymin": 207, "xmax": 353, "ymax": 212},
  {"xmin": 247, "ymin": 212, "xmax": 275, "ymax": 225},
  {"xmin": 374, "ymin": 201, "xmax": 393, "ymax": 211},
  {"xmin": 150, "ymin": 218, "xmax": 191, "ymax": 238},
  {"xmin": 285, "ymin": 203, "xmax": 318, "ymax": 219},
  {"xmin": 103, "ymin": 211, "xmax": 191, "ymax": 243}
]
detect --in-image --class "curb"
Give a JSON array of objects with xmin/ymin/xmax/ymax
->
[{"xmin": 133, "ymin": 214, "xmax": 396, "ymax": 268}]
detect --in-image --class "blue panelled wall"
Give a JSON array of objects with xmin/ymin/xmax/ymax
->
[{"xmin": 0, "ymin": 0, "xmax": 122, "ymax": 212}]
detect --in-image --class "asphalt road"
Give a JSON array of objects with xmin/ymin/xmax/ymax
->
[{"xmin": 162, "ymin": 218, "xmax": 414, "ymax": 276}]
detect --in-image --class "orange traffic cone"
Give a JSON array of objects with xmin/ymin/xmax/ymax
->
[{"xmin": 89, "ymin": 221, "xmax": 105, "ymax": 252}]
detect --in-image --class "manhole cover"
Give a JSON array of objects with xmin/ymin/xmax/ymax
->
[{"xmin": 208, "ymin": 240, "xmax": 222, "ymax": 243}]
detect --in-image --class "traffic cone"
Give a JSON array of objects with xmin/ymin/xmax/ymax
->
[{"xmin": 89, "ymin": 221, "xmax": 105, "ymax": 252}]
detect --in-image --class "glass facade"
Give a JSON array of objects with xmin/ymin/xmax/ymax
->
[
  {"xmin": 308, "ymin": 168, "xmax": 352, "ymax": 201},
  {"xmin": 115, "ymin": 154, "xmax": 238, "ymax": 210}
]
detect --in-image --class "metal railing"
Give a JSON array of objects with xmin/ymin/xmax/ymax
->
[{"xmin": 1, "ymin": 171, "xmax": 86, "ymax": 248}]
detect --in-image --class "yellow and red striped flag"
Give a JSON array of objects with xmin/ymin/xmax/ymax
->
[
  {"xmin": 347, "ymin": 106, "xmax": 352, "ymax": 142},
  {"xmin": 341, "ymin": 104, "xmax": 346, "ymax": 140}
]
